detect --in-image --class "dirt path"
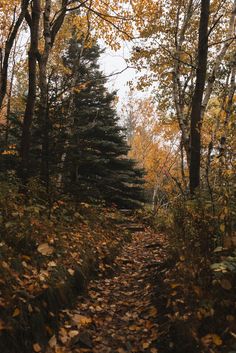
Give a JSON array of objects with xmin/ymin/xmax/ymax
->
[{"xmin": 46, "ymin": 230, "xmax": 165, "ymax": 353}]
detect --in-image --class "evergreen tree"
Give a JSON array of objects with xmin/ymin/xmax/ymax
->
[{"xmin": 60, "ymin": 36, "xmax": 145, "ymax": 208}]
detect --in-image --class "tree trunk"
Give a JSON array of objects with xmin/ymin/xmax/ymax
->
[
  {"xmin": 189, "ymin": 0, "xmax": 210, "ymax": 194},
  {"xmin": 39, "ymin": 0, "xmax": 70, "ymax": 187},
  {"xmin": 0, "ymin": 0, "xmax": 30, "ymax": 109},
  {"xmin": 38, "ymin": 0, "xmax": 52, "ymax": 188},
  {"xmin": 20, "ymin": 0, "xmax": 40, "ymax": 182},
  {"xmin": 201, "ymin": 0, "xmax": 236, "ymax": 116}
]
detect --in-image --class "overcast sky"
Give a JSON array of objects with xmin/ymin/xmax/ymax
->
[{"xmin": 99, "ymin": 41, "xmax": 146, "ymax": 112}]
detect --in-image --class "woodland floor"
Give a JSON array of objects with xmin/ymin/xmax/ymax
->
[{"xmin": 45, "ymin": 229, "xmax": 166, "ymax": 353}]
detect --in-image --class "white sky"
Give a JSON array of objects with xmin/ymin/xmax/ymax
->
[
  {"xmin": 99, "ymin": 43, "xmax": 134, "ymax": 106},
  {"xmin": 99, "ymin": 41, "xmax": 148, "ymax": 112}
]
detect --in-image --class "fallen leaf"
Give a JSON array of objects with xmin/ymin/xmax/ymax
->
[
  {"xmin": 212, "ymin": 334, "xmax": 223, "ymax": 346},
  {"xmin": 226, "ymin": 315, "xmax": 234, "ymax": 322},
  {"xmin": 220, "ymin": 279, "xmax": 232, "ymax": 290},
  {"xmin": 68, "ymin": 330, "xmax": 79, "ymax": 338},
  {"xmin": 201, "ymin": 334, "xmax": 222, "ymax": 347},
  {"xmin": 143, "ymin": 341, "xmax": 150, "ymax": 349},
  {"xmin": 0, "ymin": 320, "xmax": 5, "ymax": 330},
  {"xmin": 117, "ymin": 348, "xmax": 126, "ymax": 353},
  {"xmin": 68, "ymin": 268, "xmax": 75, "ymax": 276},
  {"xmin": 37, "ymin": 243, "xmax": 54, "ymax": 256},
  {"xmin": 129, "ymin": 325, "xmax": 140, "ymax": 331},
  {"xmin": 72, "ymin": 314, "xmax": 92, "ymax": 326},
  {"xmin": 48, "ymin": 335, "xmax": 57, "ymax": 348},
  {"xmin": 22, "ymin": 255, "xmax": 31, "ymax": 261},
  {"xmin": 12, "ymin": 308, "xmax": 20, "ymax": 317},
  {"xmin": 170, "ymin": 283, "xmax": 181, "ymax": 289},
  {"xmin": 33, "ymin": 343, "xmax": 41, "ymax": 352},
  {"xmin": 149, "ymin": 306, "xmax": 158, "ymax": 317},
  {"xmin": 48, "ymin": 261, "xmax": 57, "ymax": 267}
]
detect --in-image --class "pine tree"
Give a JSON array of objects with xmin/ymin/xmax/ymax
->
[{"xmin": 60, "ymin": 36, "xmax": 145, "ymax": 208}]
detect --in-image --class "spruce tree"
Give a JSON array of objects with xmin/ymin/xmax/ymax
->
[{"xmin": 61, "ymin": 36, "xmax": 145, "ymax": 208}]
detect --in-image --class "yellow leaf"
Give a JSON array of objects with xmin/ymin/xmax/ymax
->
[
  {"xmin": 201, "ymin": 334, "xmax": 222, "ymax": 347},
  {"xmin": 143, "ymin": 341, "xmax": 150, "ymax": 349},
  {"xmin": 212, "ymin": 334, "xmax": 222, "ymax": 346},
  {"xmin": 220, "ymin": 224, "xmax": 225, "ymax": 233},
  {"xmin": 12, "ymin": 308, "xmax": 20, "ymax": 317},
  {"xmin": 170, "ymin": 283, "xmax": 181, "ymax": 289},
  {"xmin": 33, "ymin": 343, "xmax": 42, "ymax": 352}
]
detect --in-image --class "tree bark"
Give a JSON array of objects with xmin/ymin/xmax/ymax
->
[
  {"xmin": 0, "ymin": 0, "xmax": 30, "ymax": 109},
  {"xmin": 39, "ymin": 0, "xmax": 69, "ymax": 188},
  {"xmin": 172, "ymin": 0, "xmax": 194, "ymax": 164},
  {"xmin": 38, "ymin": 0, "xmax": 52, "ymax": 188},
  {"xmin": 201, "ymin": 0, "xmax": 236, "ymax": 117},
  {"xmin": 189, "ymin": 0, "xmax": 210, "ymax": 194},
  {"xmin": 19, "ymin": 0, "xmax": 40, "ymax": 182}
]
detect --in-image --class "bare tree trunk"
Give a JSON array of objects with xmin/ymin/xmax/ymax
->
[
  {"xmin": 219, "ymin": 52, "xmax": 236, "ymax": 160},
  {"xmin": 201, "ymin": 0, "xmax": 236, "ymax": 116},
  {"xmin": 189, "ymin": 0, "xmax": 210, "ymax": 194},
  {"xmin": 180, "ymin": 137, "xmax": 187, "ymax": 190},
  {"xmin": 20, "ymin": 0, "xmax": 40, "ymax": 182},
  {"xmin": 38, "ymin": 0, "xmax": 52, "ymax": 189},
  {"xmin": 39, "ymin": 0, "xmax": 71, "ymax": 188},
  {"xmin": 172, "ymin": 0, "xmax": 194, "ymax": 164},
  {"xmin": 5, "ymin": 47, "xmax": 16, "ymax": 148},
  {"xmin": 0, "ymin": 0, "xmax": 30, "ymax": 109}
]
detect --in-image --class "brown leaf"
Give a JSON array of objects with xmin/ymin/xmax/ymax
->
[
  {"xmin": 150, "ymin": 348, "xmax": 158, "ymax": 353},
  {"xmin": 72, "ymin": 314, "xmax": 92, "ymax": 326},
  {"xmin": 37, "ymin": 243, "xmax": 54, "ymax": 256},
  {"xmin": 129, "ymin": 325, "xmax": 140, "ymax": 331},
  {"xmin": 149, "ymin": 306, "xmax": 158, "ymax": 318},
  {"xmin": 220, "ymin": 279, "xmax": 232, "ymax": 290},
  {"xmin": 117, "ymin": 348, "xmax": 126, "ymax": 353},
  {"xmin": 0, "ymin": 320, "xmax": 5, "ymax": 330},
  {"xmin": 48, "ymin": 335, "xmax": 57, "ymax": 348},
  {"xmin": 33, "ymin": 343, "xmax": 42, "ymax": 352}
]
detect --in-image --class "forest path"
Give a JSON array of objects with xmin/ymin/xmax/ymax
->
[{"xmin": 46, "ymin": 229, "xmax": 166, "ymax": 353}]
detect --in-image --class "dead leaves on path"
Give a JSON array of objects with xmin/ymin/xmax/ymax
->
[{"xmin": 46, "ymin": 230, "xmax": 164, "ymax": 353}]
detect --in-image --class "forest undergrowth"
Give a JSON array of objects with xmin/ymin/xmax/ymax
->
[
  {"xmin": 144, "ymin": 196, "xmax": 236, "ymax": 353},
  {"xmin": 0, "ymin": 179, "xmax": 134, "ymax": 353}
]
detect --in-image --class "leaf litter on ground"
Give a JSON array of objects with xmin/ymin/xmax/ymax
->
[{"xmin": 46, "ymin": 229, "xmax": 166, "ymax": 353}]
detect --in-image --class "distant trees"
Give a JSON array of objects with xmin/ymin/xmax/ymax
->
[{"xmin": 130, "ymin": 0, "xmax": 236, "ymax": 194}]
